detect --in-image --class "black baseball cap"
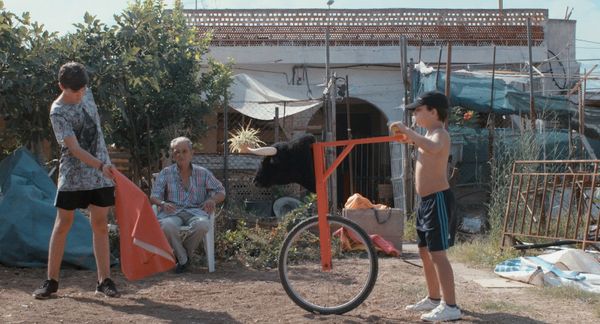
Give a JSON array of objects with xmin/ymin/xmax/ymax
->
[{"xmin": 406, "ymin": 91, "xmax": 449, "ymax": 111}]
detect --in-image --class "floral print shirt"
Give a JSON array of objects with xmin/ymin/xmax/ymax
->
[{"xmin": 50, "ymin": 88, "xmax": 113, "ymax": 191}]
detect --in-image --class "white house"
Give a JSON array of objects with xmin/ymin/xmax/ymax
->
[{"xmin": 188, "ymin": 8, "xmax": 577, "ymax": 209}]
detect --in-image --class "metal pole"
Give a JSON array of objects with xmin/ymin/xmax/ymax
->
[
  {"xmin": 527, "ymin": 17, "xmax": 537, "ymax": 129},
  {"xmin": 579, "ymin": 81, "xmax": 584, "ymax": 158},
  {"xmin": 418, "ymin": 22, "xmax": 423, "ymax": 63},
  {"xmin": 400, "ymin": 36, "xmax": 413, "ymax": 215},
  {"xmin": 435, "ymin": 45, "xmax": 443, "ymax": 91},
  {"xmin": 282, "ymin": 101, "xmax": 287, "ymax": 135},
  {"xmin": 445, "ymin": 42, "xmax": 452, "ymax": 105},
  {"xmin": 274, "ymin": 106, "xmax": 279, "ymax": 142},
  {"xmin": 223, "ymin": 99, "xmax": 229, "ymax": 206},
  {"xmin": 567, "ymin": 44, "xmax": 571, "ymax": 90},
  {"xmin": 330, "ymin": 74, "xmax": 337, "ymax": 210},
  {"xmin": 345, "ymin": 75, "xmax": 354, "ymax": 194},
  {"xmin": 325, "ymin": 1, "xmax": 336, "ymax": 212},
  {"xmin": 488, "ymin": 46, "xmax": 497, "ymax": 162}
]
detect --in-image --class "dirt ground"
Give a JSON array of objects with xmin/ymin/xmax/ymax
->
[{"xmin": 1, "ymin": 246, "xmax": 598, "ymax": 324}]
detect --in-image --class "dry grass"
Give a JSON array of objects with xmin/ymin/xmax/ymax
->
[
  {"xmin": 403, "ymin": 213, "xmax": 417, "ymax": 242},
  {"xmin": 534, "ymin": 285, "xmax": 600, "ymax": 319},
  {"xmin": 479, "ymin": 300, "xmax": 526, "ymax": 313}
]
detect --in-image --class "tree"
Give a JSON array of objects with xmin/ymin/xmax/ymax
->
[
  {"xmin": 0, "ymin": 1, "xmax": 60, "ymax": 161},
  {"xmin": 1, "ymin": 0, "xmax": 233, "ymax": 185},
  {"xmin": 99, "ymin": 0, "xmax": 232, "ymax": 184}
]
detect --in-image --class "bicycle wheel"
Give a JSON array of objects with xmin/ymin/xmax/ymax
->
[{"xmin": 278, "ymin": 215, "xmax": 378, "ymax": 315}]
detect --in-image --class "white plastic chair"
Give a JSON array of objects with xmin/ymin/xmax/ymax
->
[{"xmin": 152, "ymin": 205, "xmax": 217, "ymax": 272}]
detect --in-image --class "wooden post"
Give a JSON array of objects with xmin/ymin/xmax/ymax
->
[{"xmin": 566, "ymin": 65, "xmax": 597, "ymax": 158}]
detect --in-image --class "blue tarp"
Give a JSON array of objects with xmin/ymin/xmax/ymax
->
[
  {"xmin": 0, "ymin": 148, "xmax": 97, "ymax": 269},
  {"xmin": 415, "ymin": 70, "xmax": 519, "ymax": 114},
  {"xmin": 415, "ymin": 70, "xmax": 600, "ymax": 152}
]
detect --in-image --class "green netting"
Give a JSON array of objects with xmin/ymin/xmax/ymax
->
[{"xmin": 450, "ymin": 128, "xmax": 597, "ymax": 185}]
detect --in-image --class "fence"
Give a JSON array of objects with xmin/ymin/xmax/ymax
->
[{"xmin": 501, "ymin": 160, "xmax": 600, "ymax": 250}]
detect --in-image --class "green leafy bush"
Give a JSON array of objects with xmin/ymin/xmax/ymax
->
[{"xmin": 215, "ymin": 195, "xmax": 315, "ymax": 269}]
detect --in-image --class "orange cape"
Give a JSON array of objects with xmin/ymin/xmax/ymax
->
[{"xmin": 113, "ymin": 171, "xmax": 176, "ymax": 280}]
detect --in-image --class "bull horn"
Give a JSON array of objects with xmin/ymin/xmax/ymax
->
[{"xmin": 244, "ymin": 146, "xmax": 277, "ymax": 156}]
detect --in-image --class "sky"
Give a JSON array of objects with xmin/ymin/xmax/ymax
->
[{"xmin": 4, "ymin": 0, "xmax": 600, "ymax": 63}]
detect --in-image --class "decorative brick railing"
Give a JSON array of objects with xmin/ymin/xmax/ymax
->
[{"xmin": 183, "ymin": 8, "xmax": 547, "ymax": 47}]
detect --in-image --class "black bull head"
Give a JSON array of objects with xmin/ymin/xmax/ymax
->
[{"xmin": 252, "ymin": 134, "xmax": 316, "ymax": 193}]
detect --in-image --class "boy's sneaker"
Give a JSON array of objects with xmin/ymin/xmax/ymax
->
[
  {"xmin": 420, "ymin": 302, "xmax": 462, "ymax": 322},
  {"xmin": 32, "ymin": 279, "xmax": 59, "ymax": 299},
  {"xmin": 95, "ymin": 278, "xmax": 120, "ymax": 298},
  {"xmin": 405, "ymin": 296, "xmax": 440, "ymax": 312}
]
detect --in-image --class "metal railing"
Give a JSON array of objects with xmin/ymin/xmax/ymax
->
[{"xmin": 501, "ymin": 160, "xmax": 600, "ymax": 250}]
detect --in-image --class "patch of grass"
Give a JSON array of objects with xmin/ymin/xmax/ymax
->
[
  {"xmin": 479, "ymin": 300, "xmax": 524, "ymax": 313},
  {"xmin": 449, "ymin": 237, "xmax": 520, "ymax": 268}
]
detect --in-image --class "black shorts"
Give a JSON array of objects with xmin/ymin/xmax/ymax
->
[
  {"xmin": 416, "ymin": 189, "xmax": 457, "ymax": 252},
  {"xmin": 54, "ymin": 187, "xmax": 115, "ymax": 210}
]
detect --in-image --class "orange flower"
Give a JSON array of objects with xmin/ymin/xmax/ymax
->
[{"xmin": 463, "ymin": 111, "xmax": 474, "ymax": 121}]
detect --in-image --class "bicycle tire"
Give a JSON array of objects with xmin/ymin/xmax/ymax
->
[{"xmin": 278, "ymin": 215, "xmax": 378, "ymax": 315}]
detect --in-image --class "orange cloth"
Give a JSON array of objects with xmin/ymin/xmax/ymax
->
[
  {"xmin": 333, "ymin": 227, "xmax": 400, "ymax": 257},
  {"xmin": 344, "ymin": 193, "xmax": 388, "ymax": 210},
  {"xmin": 113, "ymin": 170, "xmax": 176, "ymax": 280}
]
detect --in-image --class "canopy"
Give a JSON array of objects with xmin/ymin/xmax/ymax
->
[{"xmin": 229, "ymin": 73, "xmax": 323, "ymax": 120}]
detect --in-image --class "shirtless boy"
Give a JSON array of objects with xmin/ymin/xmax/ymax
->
[{"xmin": 389, "ymin": 91, "xmax": 461, "ymax": 322}]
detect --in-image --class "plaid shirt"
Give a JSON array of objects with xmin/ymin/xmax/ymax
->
[{"xmin": 151, "ymin": 163, "xmax": 225, "ymax": 218}]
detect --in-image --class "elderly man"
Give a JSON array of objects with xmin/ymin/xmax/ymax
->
[{"xmin": 150, "ymin": 137, "xmax": 225, "ymax": 273}]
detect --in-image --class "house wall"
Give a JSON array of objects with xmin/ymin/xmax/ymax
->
[
  {"xmin": 542, "ymin": 19, "xmax": 579, "ymax": 92},
  {"xmin": 205, "ymin": 16, "xmax": 577, "ymax": 124},
  {"xmin": 209, "ymin": 45, "xmax": 548, "ymax": 66},
  {"xmin": 208, "ymin": 41, "xmax": 561, "ymax": 127},
  {"xmin": 195, "ymin": 8, "xmax": 578, "ymax": 210}
]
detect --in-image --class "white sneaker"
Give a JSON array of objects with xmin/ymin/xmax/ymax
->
[
  {"xmin": 405, "ymin": 296, "xmax": 440, "ymax": 312},
  {"xmin": 420, "ymin": 302, "xmax": 462, "ymax": 322}
]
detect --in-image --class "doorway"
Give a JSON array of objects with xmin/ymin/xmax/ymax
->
[{"xmin": 307, "ymin": 98, "xmax": 392, "ymax": 207}]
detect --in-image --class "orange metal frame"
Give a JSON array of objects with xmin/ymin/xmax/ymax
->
[{"xmin": 312, "ymin": 134, "xmax": 403, "ymax": 271}]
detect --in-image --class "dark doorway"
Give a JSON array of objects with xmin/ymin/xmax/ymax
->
[{"xmin": 307, "ymin": 98, "xmax": 392, "ymax": 207}]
